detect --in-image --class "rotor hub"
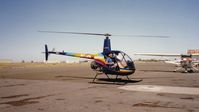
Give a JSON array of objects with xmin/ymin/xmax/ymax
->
[{"xmin": 104, "ymin": 33, "xmax": 111, "ymax": 37}]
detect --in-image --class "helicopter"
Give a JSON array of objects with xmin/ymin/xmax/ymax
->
[
  {"xmin": 40, "ymin": 31, "xmax": 168, "ymax": 82},
  {"xmin": 135, "ymin": 52, "xmax": 199, "ymax": 73}
]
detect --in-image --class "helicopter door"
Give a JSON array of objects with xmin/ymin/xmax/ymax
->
[{"xmin": 115, "ymin": 52, "xmax": 134, "ymax": 70}]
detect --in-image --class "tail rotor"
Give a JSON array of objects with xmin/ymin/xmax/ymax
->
[{"xmin": 45, "ymin": 44, "xmax": 49, "ymax": 61}]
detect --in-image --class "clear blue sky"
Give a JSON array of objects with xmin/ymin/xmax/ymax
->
[{"xmin": 0, "ymin": 0, "xmax": 199, "ymax": 62}]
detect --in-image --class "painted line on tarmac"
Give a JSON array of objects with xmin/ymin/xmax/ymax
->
[{"xmin": 118, "ymin": 85, "xmax": 199, "ymax": 95}]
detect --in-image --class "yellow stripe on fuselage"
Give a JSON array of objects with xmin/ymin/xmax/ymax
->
[{"xmin": 119, "ymin": 69, "xmax": 133, "ymax": 73}]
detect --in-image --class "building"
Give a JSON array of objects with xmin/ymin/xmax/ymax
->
[{"xmin": 187, "ymin": 49, "xmax": 199, "ymax": 54}]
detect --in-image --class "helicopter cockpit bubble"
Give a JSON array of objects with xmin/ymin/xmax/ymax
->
[{"xmin": 111, "ymin": 51, "xmax": 135, "ymax": 70}]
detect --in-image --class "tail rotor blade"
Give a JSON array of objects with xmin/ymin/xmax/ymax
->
[{"xmin": 45, "ymin": 44, "xmax": 49, "ymax": 61}]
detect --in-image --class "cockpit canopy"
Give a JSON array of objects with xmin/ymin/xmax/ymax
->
[{"xmin": 107, "ymin": 50, "xmax": 134, "ymax": 70}]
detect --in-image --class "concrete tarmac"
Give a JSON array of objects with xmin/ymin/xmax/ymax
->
[{"xmin": 0, "ymin": 62, "xmax": 199, "ymax": 112}]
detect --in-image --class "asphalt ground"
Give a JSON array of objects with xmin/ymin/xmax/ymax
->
[{"xmin": 0, "ymin": 62, "xmax": 199, "ymax": 112}]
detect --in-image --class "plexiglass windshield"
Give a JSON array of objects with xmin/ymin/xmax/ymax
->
[{"xmin": 114, "ymin": 51, "xmax": 133, "ymax": 69}]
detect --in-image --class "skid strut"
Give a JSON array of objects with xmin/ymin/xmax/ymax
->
[{"xmin": 93, "ymin": 72, "xmax": 110, "ymax": 82}]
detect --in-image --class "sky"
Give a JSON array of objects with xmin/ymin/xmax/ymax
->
[{"xmin": 0, "ymin": 0, "xmax": 199, "ymax": 62}]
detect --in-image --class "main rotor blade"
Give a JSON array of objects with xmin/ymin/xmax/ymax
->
[
  {"xmin": 38, "ymin": 31, "xmax": 110, "ymax": 36},
  {"xmin": 112, "ymin": 34, "xmax": 170, "ymax": 38},
  {"xmin": 38, "ymin": 31, "xmax": 169, "ymax": 38}
]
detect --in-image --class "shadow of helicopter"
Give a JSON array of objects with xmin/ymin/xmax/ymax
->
[
  {"xmin": 55, "ymin": 75, "xmax": 142, "ymax": 85},
  {"xmin": 92, "ymin": 78, "xmax": 143, "ymax": 85}
]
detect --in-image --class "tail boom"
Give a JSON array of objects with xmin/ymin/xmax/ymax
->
[{"xmin": 44, "ymin": 44, "xmax": 98, "ymax": 60}]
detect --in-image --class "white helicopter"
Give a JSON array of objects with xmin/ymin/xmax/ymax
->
[{"xmin": 135, "ymin": 50, "xmax": 199, "ymax": 73}]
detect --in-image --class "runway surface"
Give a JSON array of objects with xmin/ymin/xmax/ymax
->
[{"xmin": 0, "ymin": 62, "xmax": 199, "ymax": 112}]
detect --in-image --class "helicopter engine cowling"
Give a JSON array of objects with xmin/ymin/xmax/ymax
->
[{"xmin": 90, "ymin": 61, "xmax": 102, "ymax": 71}]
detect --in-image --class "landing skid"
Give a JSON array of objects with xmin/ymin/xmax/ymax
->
[
  {"xmin": 173, "ymin": 67, "xmax": 186, "ymax": 72},
  {"xmin": 173, "ymin": 66, "xmax": 198, "ymax": 73},
  {"xmin": 92, "ymin": 72, "xmax": 131, "ymax": 84}
]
